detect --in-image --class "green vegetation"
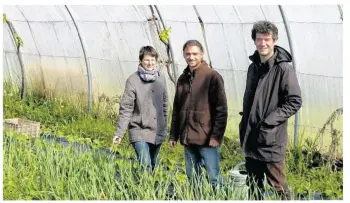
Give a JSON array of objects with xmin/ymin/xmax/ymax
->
[{"xmin": 3, "ymin": 82, "xmax": 343, "ymax": 200}]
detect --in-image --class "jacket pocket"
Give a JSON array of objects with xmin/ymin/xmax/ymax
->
[
  {"xmin": 199, "ymin": 120, "xmax": 209, "ymax": 136},
  {"xmin": 193, "ymin": 111, "xmax": 211, "ymax": 137},
  {"xmin": 141, "ymin": 104, "xmax": 157, "ymax": 130},
  {"xmin": 130, "ymin": 114, "xmax": 142, "ymax": 128},
  {"xmin": 258, "ymin": 125, "xmax": 277, "ymax": 146}
]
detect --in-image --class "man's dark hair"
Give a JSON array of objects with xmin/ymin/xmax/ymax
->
[
  {"xmin": 182, "ymin": 40, "xmax": 204, "ymax": 53},
  {"xmin": 251, "ymin": 20, "xmax": 278, "ymax": 41},
  {"xmin": 139, "ymin": 46, "xmax": 158, "ymax": 61}
]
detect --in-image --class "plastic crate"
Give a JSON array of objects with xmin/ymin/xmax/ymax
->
[{"xmin": 4, "ymin": 118, "xmax": 40, "ymax": 137}]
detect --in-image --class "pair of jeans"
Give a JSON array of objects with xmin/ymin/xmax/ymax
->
[
  {"xmin": 245, "ymin": 157, "xmax": 291, "ymax": 200},
  {"xmin": 132, "ymin": 141, "xmax": 161, "ymax": 172},
  {"xmin": 184, "ymin": 145, "xmax": 220, "ymax": 188}
]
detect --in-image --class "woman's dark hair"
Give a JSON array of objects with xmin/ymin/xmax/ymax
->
[{"xmin": 139, "ymin": 46, "xmax": 158, "ymax": 61}]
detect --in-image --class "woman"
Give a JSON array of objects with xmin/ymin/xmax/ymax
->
[{"xmin": 112, "ymin": 46, "xmax": 168, "ymax": 172}]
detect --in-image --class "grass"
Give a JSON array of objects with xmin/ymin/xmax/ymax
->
[
  {"xmin": 2, "ymin": 82, "xmax": 343, "ymax": 200},
  {"xmin": 3, "ymin": 131, "xmax": 259, "ymax": 200}
]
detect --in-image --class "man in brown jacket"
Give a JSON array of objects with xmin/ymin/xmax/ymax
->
[
  {"xmin": 169, "ymin": 40, "xmax": 228, "ymax": 189},
  {"xmin": 239, "ymin": 21, "xmax": 302, "ymax": 200}
]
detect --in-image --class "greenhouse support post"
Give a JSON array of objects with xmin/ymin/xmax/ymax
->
[
  {"xmin": 279, "ymin": 5, "xmax": 300, "ymax": 148},
  {"xmin": 65, "ymin": 5, "xmax": 93, "ymax": 113},
  {"xmin": 5, "ymin": 20, "xmax": 27, "ymax": 101},
  {"xmin": 193, "ymin": 5, "xmax": 213, "ymax": 68},
  {"xmin": 154, "ymin": 5, "xmax": 178, "ymax": 81},
  {"xmin": 338, "ymin": 5, "xmax": 343, "ymax": 21}
]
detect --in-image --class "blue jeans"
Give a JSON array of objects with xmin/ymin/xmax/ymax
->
[
  {"xmin": 132, "ymin": 141, "xmax": 161, "ymax": 172},
  {"xmin": 184, "ymin": 145, "xmax": 220, "ymax": 187}
]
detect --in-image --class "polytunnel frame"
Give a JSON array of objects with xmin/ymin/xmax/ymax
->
[
  {"xmin": 338, "ymin": 5, "xmax": 343, "ymax": 21},
  {"xmin": 62, "ymin": 5, "xmax": 183, "ymax": 114},
  {"xmin": 154, "ymin": 5, "xmax": 179, "ymax": 80},
  {"xmin": 278, "ymin": 5, "xmax": 343, "ymax": 147},
  {"xmin": 278, "ymin": 5, "xmax": 300, "ymax": 148},
  {"xmin": 193, "ymin": 5, "xmax": 213, "ymax": 68},
  {"xmin": 4, "ymin": 18, "xmax": 27, "ymax": 101},
  {"xmin": 65, "ymin": 5, "xmax": 93, "ymax": 113},
  {"xmin": 4, "ymin": 5, "xmax": 343, "ymax": 149}
]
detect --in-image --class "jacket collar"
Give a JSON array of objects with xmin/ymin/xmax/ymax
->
[
  {"xmin": 249, "ymin": 45, "xmax": 292, "ymax": 69},
  {"xmin": 183, "ymin": 60, "xmax": 209, "ymax": 76}
]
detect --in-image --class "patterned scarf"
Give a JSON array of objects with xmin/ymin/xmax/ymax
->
[{"xmin": 138, "ymin": 65, "xmax": 159, "ymax": 82}]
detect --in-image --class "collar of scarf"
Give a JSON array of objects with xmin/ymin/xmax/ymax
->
[{"xmin": 138, "ymin": 65, "xmax": 159, "ymax": 82}]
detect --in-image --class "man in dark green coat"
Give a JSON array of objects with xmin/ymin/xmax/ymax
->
[{"xmin": 239, "ymin": 20, "xmax": 302, "ymax": 200}]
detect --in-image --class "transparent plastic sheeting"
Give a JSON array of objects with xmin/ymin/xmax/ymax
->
[{"xmin": 3, "ymin": 5, "xmax": 343, "ymax": 138}]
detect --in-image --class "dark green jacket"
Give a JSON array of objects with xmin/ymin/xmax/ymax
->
[{"xmin": 239, "ymin": 45, "xmax": 302, "ymax": 162}]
